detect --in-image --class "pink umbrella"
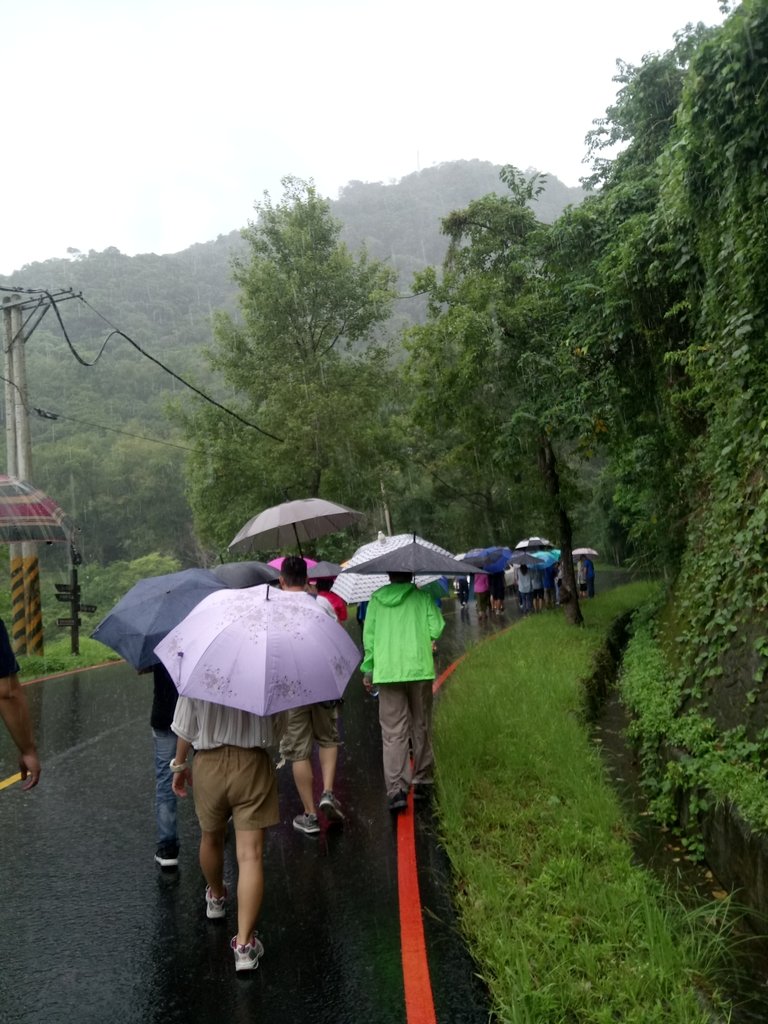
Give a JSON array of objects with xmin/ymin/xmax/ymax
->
[
  {"xmin": 268, "ymin": 556, "xmax": 318, "ymax": 571},
  {"xmin": 154, "ymin": 585, "xmax": 361, "ymax": 716}
]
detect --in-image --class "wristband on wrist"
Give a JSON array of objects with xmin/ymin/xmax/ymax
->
[{"xmin": 169, "ymin": 758, "xmax": 188, "ymax": 773}]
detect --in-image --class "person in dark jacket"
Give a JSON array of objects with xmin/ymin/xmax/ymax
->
[{"xmin": 151, "ymin": 662, "xmax": 180, "ymax": 867}]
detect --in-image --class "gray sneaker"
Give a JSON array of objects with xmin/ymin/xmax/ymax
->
[
  {"xmin": 293, "ymin": 812, "xmax": 320, "ymax": 835},
  {"xmin": 231, "ymin": 934, "xmax": 264, "ymax": 972},
  {"xmin": 388, "ymin": 790, "xmax": 408, "ymax": 813},
  {"xmin": 318, "ymin": 790, "xmax": 345, "ymax": 822},
  {"xmin": 205, "ymin": 884, "xmax": 227, "ymax": 919}
]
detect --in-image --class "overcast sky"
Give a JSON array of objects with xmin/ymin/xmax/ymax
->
[{"xmin": 2, "ymin": 0, "xmax": 725, "ymax": 275}]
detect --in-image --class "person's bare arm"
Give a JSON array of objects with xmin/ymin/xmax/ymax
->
[
  {"xmin": 171, "ymin": 737, "xmax": 192, "ymax": 797},
  {"xmin": 0, "ymin": 673, "xmax": 41, "ymax": 790}
]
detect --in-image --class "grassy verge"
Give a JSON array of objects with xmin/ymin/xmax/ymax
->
[
  {"xmin": 18, "ymin": 638, "xmax": 121, "ymax": 678},
  {"xmin": 433, "ymin": 583, "xmax": 734, "ymax": 1023}
]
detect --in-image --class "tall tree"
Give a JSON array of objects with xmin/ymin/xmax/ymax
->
[
  {"xmin": 180, "ymin": 177, "xmax": 399, "ymax": 554},
  {"xmin": 404, "ymin": 168, "xmax": 585, "ymax": 623},
  {"xmin": 545, "ymin": 24, "xmax": 714, "ymax": 571}
]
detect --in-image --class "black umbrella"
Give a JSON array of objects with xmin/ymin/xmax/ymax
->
[
  {"xmin": 211, "ymin": 561, "xmax": 279, "ymax": 588},
  {"xmin": 90, "ymin": 568, "xmax": 228, "ymax": 670},
  {"xmin": 340, "ymin": 541, "xmax": 477, "ymax": 577},
  {"xmin": 307, "ymin": 560, "xmax": 345, "ymax": 580},
  {"xmin": 506, "ymin": 551, "xmax": 541, "ymax": 567}
]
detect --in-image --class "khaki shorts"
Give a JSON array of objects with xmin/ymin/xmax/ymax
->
[
  {"xmin": 192, "ymin": 745, "xmax": 279, "ymax": 832},
  {"xmin": 279, "ymin": 703, "xmax": 340, "ymax": 762},
  {"xmin": 475, "ymin": 591, "xmax": 490, "ymax": 613}
]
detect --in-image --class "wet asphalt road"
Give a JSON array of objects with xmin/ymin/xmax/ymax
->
[{"xmin": 0, "ymin": 601, "xmax": 509, "ymax": 1024}]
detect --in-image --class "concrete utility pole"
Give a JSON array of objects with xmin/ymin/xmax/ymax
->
[{"xmin": 3, "ymin": 294, "xmax": 41, "ymax": 653}]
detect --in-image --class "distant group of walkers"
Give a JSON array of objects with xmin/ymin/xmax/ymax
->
[{"xmin": 465, "ymin": 553, "xmax": 596, "ymax": 618}]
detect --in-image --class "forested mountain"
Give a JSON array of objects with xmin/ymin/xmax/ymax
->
[{"xmin": 0, "ymin": 161, "xmax": 585, "ymax": 568}]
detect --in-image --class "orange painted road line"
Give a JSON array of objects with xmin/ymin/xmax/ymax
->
[
  {"xmin": 400, "ymin": 628, "xmax": 514, "ymax": 1022},
  {"xmin": 397, "ymin": 647, "xmax": 475, "ymax": 1024},
  {"xmin": 433, "ymin": 654, "xmax": 465, "ymax": 695},
  {"xmin": 398, "ymin": 789, "xmax": 437, "ymax": 1024}
]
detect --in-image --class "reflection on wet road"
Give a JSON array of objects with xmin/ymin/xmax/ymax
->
[{"xmin": 0, "ymin": 602, "xmax": 509, "ymax": 1024}]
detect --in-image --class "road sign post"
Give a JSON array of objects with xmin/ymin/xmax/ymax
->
[{"xmin": 54, "ymin": 568, "xmax": 96, "ymax": 655}]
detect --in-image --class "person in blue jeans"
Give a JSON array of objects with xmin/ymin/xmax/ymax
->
[{"xmin": 151, "ymin": 662, "xmax": 180, "ymax": 868}]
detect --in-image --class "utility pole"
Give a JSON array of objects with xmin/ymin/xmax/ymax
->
[
  {"xmin": 3, "ymin": 295, "xmax": 29, "ymax": 652},
  {"xmin": 2, "ymin": 288, "xmax": 80, "ymax": 654}
]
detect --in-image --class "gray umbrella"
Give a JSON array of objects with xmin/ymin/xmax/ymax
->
[
  {"xmin": 506, "ymin": 551, "xmax": 541, "ymax": 567},
  {"xmin": 339, "ymin": 540, "xmax": 477, "ymax": 577},
  {"xmin": 229, "ymin": 498, "xmax": 364, "ymax": 556},
  {"xmin": 211, "ymin": 561, "xmax": 279, "ymax": 588},
  {"xmin": 307, "ymin": 560, "xmax": 345, "ymax": 580}
]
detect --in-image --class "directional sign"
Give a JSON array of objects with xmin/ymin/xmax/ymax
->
[
  {"xmin": 54, "ymin": 582, "xmax": 80, "ymax": 594},
  {"xmin": 57, "ymin": 617, "xmax": 81, "ymax": 627},
  {"xmin": 78, "ymin": 604, "xmax": 97, "ymax": 614},
  {"xmin": 55, "ymin": 592, "xmax": 74, "ymax": 603}
]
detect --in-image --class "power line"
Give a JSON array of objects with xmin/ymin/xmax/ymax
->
[
  {"xmin": 76, "ymin": 295, "xmax": 284, "ymax": 443},
  {"xmin": 1, "ymin": 286, "xmax": 284, "ymax": 443},
  {"xmin": 0, "ymin": 372, "xmax": 229, "ymax": 459}
]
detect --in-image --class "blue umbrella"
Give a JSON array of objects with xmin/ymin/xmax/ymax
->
[
  {"xmin": 532, "ymin": 550, "xmax": 559, "ymax": 569},
  {"xmin": 463, "ymin": 546, "xmax": 514, "ymax": 575},
  {"xmin": 91, "ymin": 568, "xmax": 228, "ymax": 670}
]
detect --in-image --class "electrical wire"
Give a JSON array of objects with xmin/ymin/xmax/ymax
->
[
  {"xmin": 0, "ymin": 375, "xmax": 231, "ymax": 461},
  {"xmin": 76, "ymin": 295, "xmax": 283, "ymax": 442},
  {"xmin": 1, "ymin": 285, "xmax": 283, "ymax": 443}
]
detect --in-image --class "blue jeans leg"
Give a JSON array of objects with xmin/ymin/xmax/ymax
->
[{"xmin": 153, "ymin": 728, "xmax": 178, "ymax": 847}]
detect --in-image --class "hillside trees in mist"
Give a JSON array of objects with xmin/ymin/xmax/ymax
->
[
  {"xmin": 0, "ymin": 162, "xmax": 584, "ymax": 567},
  {"xmin": 177, "ymin": 177, "xmax": 401, "ymax": 556}
]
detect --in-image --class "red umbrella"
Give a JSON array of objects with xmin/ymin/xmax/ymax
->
[{"xmin": 0, "ymin": 475, "xmax": 76, "ymax": 544}]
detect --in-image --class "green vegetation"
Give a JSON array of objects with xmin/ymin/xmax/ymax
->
[
  {"xmin": 178, "ymin": 177, "xmax": 400, "ymax": 555},
  {"xmin": 1, "ymin": 3, "xmax": 767, "ymax": 861},
  {"xmin": 18, "ymin": 637, "xmax": 120, "ymax": 678},
  {"xmin": 434, "ymin": 586, "xmax": 735, "ymax": 1023},
  {"xmin": 620, "ymin": 606, "xmax": 768, "ymax": 856}
]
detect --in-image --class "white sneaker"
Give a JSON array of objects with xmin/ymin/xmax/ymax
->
[
  {"xmin": 205, "ymin": 884, "xmax": 227, "ymax": 919},
  {"xmin": 231, "ymin": 934, "xmax": 264, "ymax": 971}
]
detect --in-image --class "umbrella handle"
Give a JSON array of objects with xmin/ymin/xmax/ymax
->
[{"xmin": 292, "ymin": 522, "xmax": 304, "ymax": 558}]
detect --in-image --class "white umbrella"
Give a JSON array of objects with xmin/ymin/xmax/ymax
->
[
  {"xmin": 332, "ymin": 532, "xmax": 462, "ymax": 604},
  {"xmin": 514, "ymin": 536, "xmax": 554, "ymax": 551},
  {"xmin": 573, "ymin": 547, "xmax": 599, "ymax": 557},
  {"xmin": 229, "ymin": 497, "xmax": 363, "ymax": 556},
  {"xmin": 154, "ymin": 585, "xmax": 361, "ymax": 716}
]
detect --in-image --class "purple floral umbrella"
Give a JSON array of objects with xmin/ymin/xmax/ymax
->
[{"xmin": 154, "ymin": 585, "xmax": 361, "ymax": 716}]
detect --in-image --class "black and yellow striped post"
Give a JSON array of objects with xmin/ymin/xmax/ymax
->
[
  {"xmin": 10, "ymin": 547, "xmax": 26, "ymax": 655},
  {"xmin": 23, "ymin": 549, "xmax": 43, "ymax": 655}
]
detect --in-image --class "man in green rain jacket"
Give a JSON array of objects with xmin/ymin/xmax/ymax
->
[{"xmin": 361, "ymin": 572, "xmax": 445, "ymax": 812}]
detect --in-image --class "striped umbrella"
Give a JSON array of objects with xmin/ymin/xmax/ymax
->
[{"xmin": 0, "ymin": 475, "xmax": 76, "ymax": 544}]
